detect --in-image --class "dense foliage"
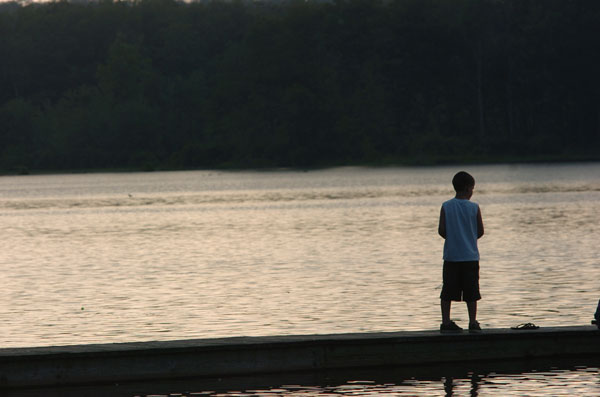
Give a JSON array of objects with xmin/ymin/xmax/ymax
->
[{"xmin": 1, "ymin": 0, "xmax": 599, "ymax": 172}]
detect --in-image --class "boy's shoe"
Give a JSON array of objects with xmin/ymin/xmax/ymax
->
[
  {"xmin": 469, "ymin": 321, "xmax": 482, "ymax": 333},
  {"xmin": 440, "ymin": 321, "xmax": 463, "ymax": 333}
]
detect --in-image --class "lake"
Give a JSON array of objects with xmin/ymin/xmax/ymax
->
[
  {"xmin": 0, "ymin": 163, "xmax": 598, "ymax": 348},
  {"xmin": 130, "ymin": 358, "xmax": 600, "ymax": 397}
]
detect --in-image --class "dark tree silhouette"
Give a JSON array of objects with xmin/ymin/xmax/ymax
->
[{"xmin": 0, "ymin": 0, "xmax": 599, "ymax": 172}]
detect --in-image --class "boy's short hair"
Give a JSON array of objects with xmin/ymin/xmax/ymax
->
[{"xmin": 452, "ymin": 171, "xmax": 475, "ymax": 192}]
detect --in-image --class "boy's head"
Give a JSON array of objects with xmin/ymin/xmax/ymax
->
[{"xmin": 452, "ymin": 171, "xmax": 475, "ymax": 193}]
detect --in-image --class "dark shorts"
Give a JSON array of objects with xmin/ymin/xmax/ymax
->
[{"xmin": 440, "ymin": 260, "xmax": 481, "ymax": 302}]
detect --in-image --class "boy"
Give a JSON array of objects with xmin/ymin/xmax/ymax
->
[{"xmin": 438, "ymin": 171, "xmax": 484, "ymax": 332}]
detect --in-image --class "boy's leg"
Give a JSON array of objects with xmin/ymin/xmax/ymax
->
[
  {"xmin": 440, "ymin": 300, "xmax": 462, "ymax": 331},
  {"xmin": 463, "ymin": 261, "xmax": 480, "ymax": 326},
  {"xmin": 441, "ymin": 300, "xmax": 452, "ymax": 324},
  {"xmin": 466, "ymin": 300, "xmax": 477, "ymax": 323},
  {"xmin": 440, "ymin": 261, "xmax": 459, "ymax": 325}
]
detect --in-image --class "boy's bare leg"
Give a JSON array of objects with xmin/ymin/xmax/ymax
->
[
  {"xmin": 441, "ymin": 300, "xmax": 452, "ymax": 324},
  {"xmin": 467, "ymin": 301, "xmax": 477, "ymax": 324}
]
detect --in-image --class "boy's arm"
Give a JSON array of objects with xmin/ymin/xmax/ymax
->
[
  {"xmin": 477, "ymin": 206, "xmax": 484, "ymax": 238},
  {"xmin": 438, "ymin": 207, "xmax": 446, "ymax": 239}
]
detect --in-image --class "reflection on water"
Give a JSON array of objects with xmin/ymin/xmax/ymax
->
[
  {"xmin": 129, "ymin": 358, "xmax": 600, "ymax": 397},
  {"xmin": 151, "ymin": 366, "xmax": 600, "ymax": 397},
  {"xmin": 0, "ymin": 163, "xmax": 599, "ymax": 348}
]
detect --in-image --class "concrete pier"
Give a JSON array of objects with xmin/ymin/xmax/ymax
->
[{"xmin": 0, "ymin": 326, "xmax": 598, "ymax": 388}]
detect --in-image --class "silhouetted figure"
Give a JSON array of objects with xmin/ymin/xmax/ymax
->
[{"xmin": 438, "ymin": 171, "xmax": 485, "ymax": 333}]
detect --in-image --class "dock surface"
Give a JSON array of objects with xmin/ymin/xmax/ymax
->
[{"xmin": 1, "ymin": 326, "xmax": 598, "ymax": 388}]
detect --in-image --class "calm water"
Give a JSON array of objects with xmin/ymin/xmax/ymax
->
[
  {"xmin": 0, "ymin": 163, "xmax": 599, "ymax": 349},
  {"xmin": 135, "ymin": 367, "xmax": 600, "ymax": 397},
  {"xmin": 132, "ymin": 364, "xmax": 600, "ymax": 397}
]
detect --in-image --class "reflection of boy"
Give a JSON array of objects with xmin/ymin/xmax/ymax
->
[{"xmin": 438, "ymin": 171, "xmax": 484, "ymax": 333}]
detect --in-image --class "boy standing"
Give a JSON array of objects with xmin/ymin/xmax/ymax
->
[{"xmin": 438, "ymin": 171, "xmax": 484, "ymax": 332}]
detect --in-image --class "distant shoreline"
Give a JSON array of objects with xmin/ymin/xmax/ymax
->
[{"xmin": 2, "ymin": 155, "xmax": 599, "ymax": 177}]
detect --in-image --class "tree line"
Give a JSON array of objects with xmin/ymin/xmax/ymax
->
[{"xmin": 1, "ymin": 0, "xmax": 599, "ymax": 172}]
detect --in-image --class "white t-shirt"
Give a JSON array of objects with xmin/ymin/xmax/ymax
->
[{"xmin": 442, "ymin": 198, "xmax": 480, "ymax": 261}]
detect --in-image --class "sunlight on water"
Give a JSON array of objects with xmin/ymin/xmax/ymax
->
[{"xmin": 0, "ymin": 163, "xmax": 598, "ymax": 348}]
